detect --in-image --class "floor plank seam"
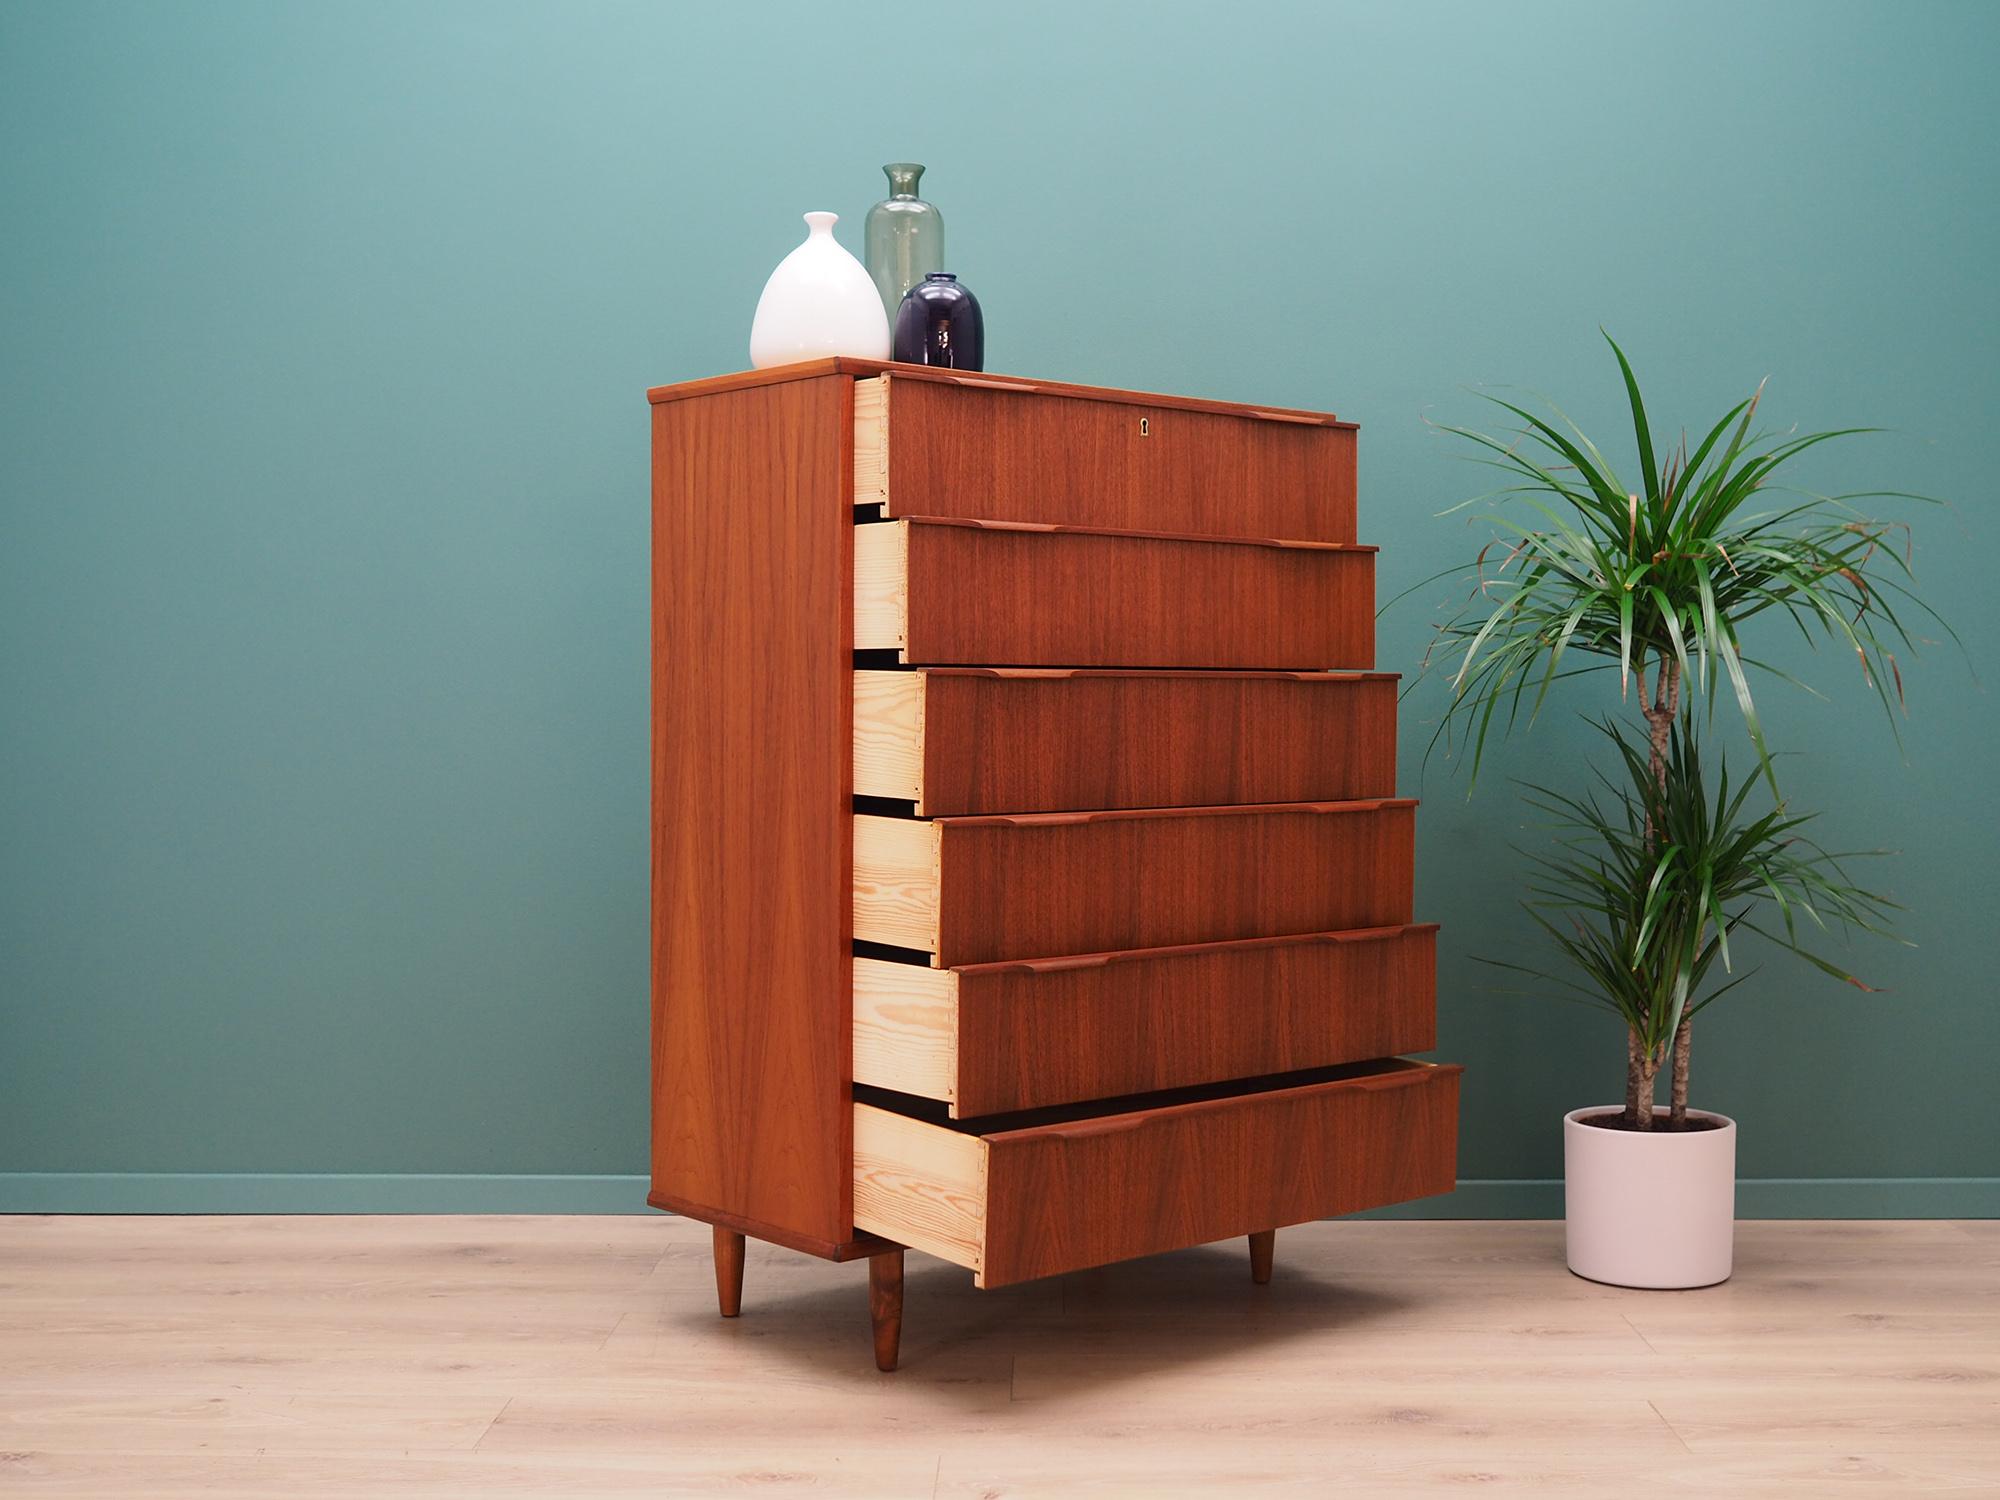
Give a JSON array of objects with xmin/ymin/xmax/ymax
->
[
  {"xmin": 1622, "ymin": 1314, "xmax": 1661, "ymax": 1354},
  {"xmin": 596, "ymin": 1310, "xmax": 630, "ymax": 1352},
  {"xmin": 1648, "ymin": 1399, "xmax": 1695, "ymax": 1456},
  {"xmin": 469, "ymin": 1395, "xmax": 514, "ymax": 1452}
]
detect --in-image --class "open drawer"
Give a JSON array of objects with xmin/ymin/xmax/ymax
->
[
  {"xmin": 853, "ymin": 799, "xmax": 1415, "ymax": 967},
  {"xmin": 852, "ymin": 1058, "xmax": 1461, "ymax": 1287},
  {"xmin": 853, "ymin": 371, "xmax": 1358, "ymax": 543},
  {"xmin": 854, "ymin": 668, "xmax": 1398, "ymax": 816},
  {"xmin": 854, "ymin": 924, "xmax": 1438, "ymax": 1117},
  {"xmin": 854, "ymin": 517, "xmax": 1375, "ymax": 669}
]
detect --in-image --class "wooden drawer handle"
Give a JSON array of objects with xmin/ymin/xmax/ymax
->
[
  {"xmin": 1023, "ymin": 1113, "xmax": 1157, "ymax": 1144},
  {"xmin": 945, "ymin": 376, "xmax": 1040, "ymax": 393}
]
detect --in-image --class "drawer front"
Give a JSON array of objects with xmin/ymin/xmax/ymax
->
[
  {"xmin": 855, "ymin": 518, "xmax": 1374, "ymax": 670},
  {"xmin": 853, "ymin": 1059, "xmax": 1461, "ymax": 1287},
  {"xmin": 855, "ymin": 668, "xmax": 1398, "ymax": 816},
  {"xmin": 856, "ymin": 374, "xmax": 1358, "ymax": 543},
  {"xmin": 854, "ymin": 924, "xmax": 1438, "ymax": 1117},
  {"xmin": 853, "ymin": 800, "xmax": 1416, "ymax": 966}
]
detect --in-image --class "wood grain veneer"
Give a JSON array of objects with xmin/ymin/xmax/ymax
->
[
  {"xmin": 853, "ymin": 373, "xmax": 1357, "ymax": 543},
  {"xmin": 853, "ymin": 667, "xmax": 1399, "ymax": 815},
  {"xmin": 852, "ymin": 924, "xmax": 1438, "ymax": 1117},
  {"xmin": 853, "ymin": 1059, "xmax": 1462, "ymax": 1288},
  {"xmin": 649, "ymin": 358, "xmax": 1354, "ymax": 430},
  {"xmin": 981, "ymin": 1060, "xmax": 1460, "ymax": 1288},
  {"xmin": 853, "ymin": 800, "xmax": 1417, "ymax": 966},
  {"xmin": 854, "ymin": 518, "xmax": 1376, "ymax": 670},
  {"xmin": 649, "ymin": 373, "xmax": 859, "ymax": 1254}
]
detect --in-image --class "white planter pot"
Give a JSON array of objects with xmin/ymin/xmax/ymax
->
[
  {"xmin": 1563, "ymin": 1105, "xmax": 1737, "ymax": 1289},
  {"xmin": 749, "ymin": 211, "xmax": 891, "ymax": 369}
]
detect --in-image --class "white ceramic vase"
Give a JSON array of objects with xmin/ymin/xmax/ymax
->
[
  {"xmin": 748, "ymin": 212, "xmax": 891, "ymax": 369},
  {"xmin": 1564, "ymin": 1105, "xmax": 1737, "ymax": 1288}
]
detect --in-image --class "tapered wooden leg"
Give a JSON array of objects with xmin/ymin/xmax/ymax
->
[
  {"xmin": 1249, "ymin": 1229, "xmax": 1275, "ymax": 1285},
  {"xmin": 712, "ymin": 1226, "xmax": 745, "ymax": 1318},
  {"xmin": 868, "ymin": 1249, "xmax": 904, "ymax": 1371}
]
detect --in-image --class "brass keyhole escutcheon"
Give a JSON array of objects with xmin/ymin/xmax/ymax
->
[{"xmin": 1139, "ymin": 417, "xmax": 1150, "ymax": 437}]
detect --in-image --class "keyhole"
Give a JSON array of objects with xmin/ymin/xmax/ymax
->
[{"xmin": 1139, "ymin": 417, "xmax": 1150, "ymax": 437}]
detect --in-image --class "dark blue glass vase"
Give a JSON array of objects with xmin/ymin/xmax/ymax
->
[{"xmin": 892, "ymin": 272, "xmax": 983, "ymax": 370}]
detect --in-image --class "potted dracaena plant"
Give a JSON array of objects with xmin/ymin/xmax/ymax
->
[{"xmin": 1421, "ymin": 334, "xmax": 1944, "ymax": 1288}]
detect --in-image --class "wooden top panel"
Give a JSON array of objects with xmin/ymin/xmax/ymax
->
[{"xmin": 647, "ymin": 359, "xmax": 1356, "ymax": 429}]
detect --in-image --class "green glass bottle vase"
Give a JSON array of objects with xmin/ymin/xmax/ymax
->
[{"xmin": 864, "ymin": 163, "xmax": 944, "ymax": 325}]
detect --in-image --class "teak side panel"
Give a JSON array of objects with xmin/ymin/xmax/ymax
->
[
  {"xmin": 928, "ymin": 800, "xmax": 1416, "ymax": 966},
  {"xmin": 978, "ymin": 1063, "xmax": 1461, "ymax": 1287},
  {"xmin": 650, "ymin": 373, "xmax": 853, "ymax": 1248},
  {"xmin": 893, "ymin": 520, "xmax": 1373, "ymax": 669},
  {"xmin": 951, "ymin": 924, "xmax": 1438, "ymax": 1116},
  {"xmin": 870, "ymin": 375, "xmax": 1358, "ymax": 544},
  {"xmin": 908, "ymin": 669, "xmax": 1398, "ymax": 815}
]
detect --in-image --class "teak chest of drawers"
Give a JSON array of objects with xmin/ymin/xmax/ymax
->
[{"xmin": 649, "ymin": 359, "xmax": 1459, "ymax": 1369}]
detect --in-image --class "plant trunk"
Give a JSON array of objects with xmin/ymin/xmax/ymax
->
[
  {"xmin": 1625, "ymin": 1027, "xmax": 1655, "ymax": 1130},
  {"xmin": 1669, "ymin": 1014, "xmax": 1692, "ymax": 1127},
  {"xmin": 1636, "ymin": 649, "xmax": 1686, "ymax": 1127},
  {"xmin": 1642, "ymin": 651, "xmax": 1682, "ymax": 800}
]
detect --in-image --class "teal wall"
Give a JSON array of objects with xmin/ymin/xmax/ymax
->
[{"xmin": 3, "ymin": 0, "xmax": 1994, "ymax": 1215}]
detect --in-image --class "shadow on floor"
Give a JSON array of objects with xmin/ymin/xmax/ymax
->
[{"xmin": 657, "ymin": 1238, "xmax": 1422, "ymax": 1398}]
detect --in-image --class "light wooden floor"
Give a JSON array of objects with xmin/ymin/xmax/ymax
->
[{"xmin": 1, "ymin": 1216, "xmax": 1994, "ymax": 1496}]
